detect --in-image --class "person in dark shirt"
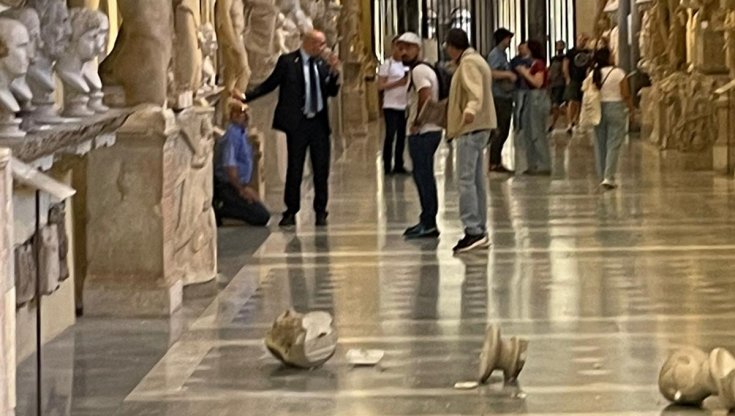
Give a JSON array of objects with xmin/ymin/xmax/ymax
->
[
  {"xmin": 213, "ymin": 101, "xmax": 271, "ymax": 227},
  {"xmin": 516, "ymin": 39, "xmax": 551, "ymax": 175},
  {"xmin": 548, "ymin": 40, "xmax": 567, "ymax": 131},
  {"xmin": 563, "ymin": 33, "xmax": 592, "ymax": 134},
  {"xmin": 510, "ymin": 42, "xmax": 533, "ymax": 130}
]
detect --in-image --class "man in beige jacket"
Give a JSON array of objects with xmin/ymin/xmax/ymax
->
[{"xmin": 444, "ymin": 28, "xmax": 497, "ymax": 253}]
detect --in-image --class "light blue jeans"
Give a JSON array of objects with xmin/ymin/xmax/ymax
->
[
  {"xmin": 594, "ymin": 102, "xmax": 627, "ymax": 182},
  {"xmin": 520, "ymin": 89, "xmax": 551, "ymax": 172},
  {"xmin": 456, "ymin": 130, "xmax": 491, "ymax": 236}
]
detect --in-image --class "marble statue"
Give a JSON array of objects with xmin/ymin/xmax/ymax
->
[
  {"xmin": 479, "ymin": 325, "xmax": 528, "ymax": 384},
  {"xmin": 667, "ymin": 0, "xmax": 688, "ymax": 72},
  {"xmin": 214, "ymin": 0, "xmax": 250, "ymax": 98},
  {"xmin": 265, "ymin": 310, "xmax": 338, "ymax": 368},
  {"xmin": 274, "ymin": 12, "xmax": 300, "ymax": 54},
  {"xmin": 724, "ymin": 0, "xmax": 735, "ymax": 77},
  {"xmin": 26, "ymin": 0, "xmax": 72, "ymax": 123},
  {"xmin": 0, "ymin": 8, "xmax": 40, "ymax": 112},
  {"xmin": 243, "ymin": 0, "xmax": 279, "ymax": 84},
  {"xmin": 281, "ymin": 0, "xmax": 313, "ymax": 33},
  {"xmin": 99, "ymin": 0, "xmax": 173, "ymax": 106},
  {"xmin": 171, "ymin": 0, "xmax": 203, "ymax": 109},
  {"xmin": 657, "ymin": 71, "xmax": 718, "ymax": 151},
  {"xmin": 57, "ymin": 7, "xmax": 103, "ymax": 118},
  {"xmin": 659, "ymin": 347, "xmax": 735, "ymax": 411},
  {"xmin": 0, "ymin": 17, "xmax": 30, "ymax": 139},
  {"xmin": 198, "ymin": 22, "xmax": 218, "ymax": 93},
  {"xmin": 83, "ymin": 10, "xmax": 109, "ymax": 113}
]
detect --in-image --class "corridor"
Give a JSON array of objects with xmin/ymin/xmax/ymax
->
[{"xmin": 23, "ymin": 131, "xmax": 735, "ymax": 415}]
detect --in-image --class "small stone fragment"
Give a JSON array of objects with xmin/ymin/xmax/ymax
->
[
  {"xmin": 265, "ymin": 309, "xmax": 337, "ymax": 368},
  {"xmin": 454, "ymin": 381, "xmax": 479, "ymax": 390},
  {"xmin": 479, "ymin": 325, "xmax": 529, "ymax": 384}
]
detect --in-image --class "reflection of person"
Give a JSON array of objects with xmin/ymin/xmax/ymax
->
[
  {"xmin": 486, "ymin": 28, "xmax": 516, "ymax": 174},
  {"xmin": 563, "ymin": 33, "xmax": 592, "ymax": 134},
  {"xmin": 398, "ymin": 32, "xmax": 442, "ymax": 240},
  {"xmin": 515, "ymin": 40, "xmax": 551, "ymax": 175},
  {"xmin": 587, "ymin": 47, "xmax": 634, "ymax": 190},
  {"xmin": 377, "ymin": 36, "xmax": 409, "ymax": 175},
  {"xmin": 548, "ymin": 40, "xmax": 567, "ymax": 131},
  {"xmin": 237, "ymin": 30, "xmax": 341, "ymax": 228},
  {"xmin": 213, "ymin": 101, "xmax": 271, "ymax": 226},
  {"xmin": 444, "ymin": 28, "xmax": 495, "ymax": 253}
]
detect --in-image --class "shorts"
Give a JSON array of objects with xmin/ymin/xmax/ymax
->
[
  {"xmin": 564, "ymin": 80, "xmax": 583, "ymax": 102},
  {"xmin": 551, "ymin": 86, "xmax": 565, "ymax": 105}
]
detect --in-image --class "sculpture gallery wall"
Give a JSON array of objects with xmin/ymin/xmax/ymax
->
[{"xmin": 637, "ymin": 0, "xmax": 735, "ymax": 153}]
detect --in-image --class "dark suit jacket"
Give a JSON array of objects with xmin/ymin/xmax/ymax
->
[{"xmin": 245, "ymin": 50, "xmax": 341, "ymax": 136}]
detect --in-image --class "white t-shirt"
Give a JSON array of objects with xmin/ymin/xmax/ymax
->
[
  {"xmin": 599, "ymin": 67, "xmax": 626, "ymax": 102},
  {"xmin": 378, "ymin": 58, "xmax": 408, "ymax": 110},
  {"xmin": 407, "ymin": 64, "xmax": 442, "ymax": 135}
]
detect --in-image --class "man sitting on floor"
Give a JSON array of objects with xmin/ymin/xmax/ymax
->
[{"xmin": 213, "ymin": 101, "xmax": 271, "ymax": 227}]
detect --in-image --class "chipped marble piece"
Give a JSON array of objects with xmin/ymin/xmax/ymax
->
[
  {"xmin": 479, "ymin": 325, "xmax": 528, "ymax": 384},
  {"xmin": 346, "ymin": 349, "xmax": 383, "ymax": 366},
  {"xmin": 265, "ymin": 309, "xmax": 337, "ymax": 368},
  {"xmin": 453, "ymin": 381, "xmax": 479, "ymax": 390},
  {"xmin": 659, "ymin": 346, "xmax": 735, "ymax": 410}
]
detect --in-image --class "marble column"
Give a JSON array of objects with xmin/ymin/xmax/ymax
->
[
  {"xmin": 0, "ymin": 148, "xmax": 14, "ymax": 416},
  {"xmin": 526, "ymin": 0, "xmax": 547, "ymax": 55},
  {"xmin": 617, "ymin": 0, "xmax": 632, "ymax": 71},
  {"xmin": 84, "ymin": 106, "xmax": 217, "ymax": 316}
]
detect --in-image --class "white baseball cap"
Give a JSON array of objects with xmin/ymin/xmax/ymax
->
[{"xmin": 396, "ymin": 32, "xmax": 422, "ymax": 47}]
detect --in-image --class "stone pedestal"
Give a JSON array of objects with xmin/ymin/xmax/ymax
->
[
  {"xmin": 84, "ymin": 106, "xmax": 217, "ymax": 317},
  {"xmin": 0, "ymin": 148, "xmax": 14, "ymax": 416},
  {"xmin": 713, "ymin": 87, "xmax": 735, "ymax": 175}
]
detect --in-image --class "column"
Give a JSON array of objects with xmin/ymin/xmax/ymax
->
[
  {"xmin": 525, "ymin": 0, "xmax": 547, "ymax": 56},
  {"xmin": 617, "ymin": 0, "xmax": 632, "ymax": 72},
  {"xmin": 0, "ymin": 148, "xmax": 14, "ymax": 416}
]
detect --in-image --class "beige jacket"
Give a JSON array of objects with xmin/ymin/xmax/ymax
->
[{"xmin": 446, "ymin": 48, "xmax": 497, "ymax": 140}]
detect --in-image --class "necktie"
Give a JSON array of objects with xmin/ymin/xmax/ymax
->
[{"xmin": 308, "ymin": 57, "xmax": 319, "ymax": 115}]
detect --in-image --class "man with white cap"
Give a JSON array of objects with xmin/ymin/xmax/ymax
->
[{"xmin": 396, "ymin": 32, "xmax": 443, "ymax": 240}]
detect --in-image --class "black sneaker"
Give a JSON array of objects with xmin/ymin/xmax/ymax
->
[
  {"xmin": 403, "ymin": 223, "xmax": 422, "ymax": 236},
  {"xmin": 279, "ymin": 212, "xmax": 296, "ymax": 228},
  {"xmin": 404, "ymin": 224, "xmax": 440, "ymax": 239},
  {"xmin": 453, "ymin": 234, "xmax": 490, "ymax": 253},
  {"xmin": 393, "ymin": 167, "xmax": 411, "ymax": 175},
  {"xmin": 489, "ymin": 165, "xmax": 514, "ymax": 174}
]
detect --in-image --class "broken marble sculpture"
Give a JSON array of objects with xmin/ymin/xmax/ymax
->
[
  {"xmin": 265, "ymin": 310, "xmax": 338, "ymax": 368},
  {"xmin": 479, "ymin": 325, "xmax": 528, "ymax": 384},
  {"xmin": 659, "ymin": 346, "xmax": 735, "ymax": 410},
  {"xmin": 0, "ymin": 17, "xmax": 31, "ymax": 139},
  {"xmin": 57, "ymin": 7, "xmax": 104, "ymax": 117}
]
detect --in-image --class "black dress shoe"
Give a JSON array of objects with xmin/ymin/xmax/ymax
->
[
  {"xmin": 393, "ymin": 167, "xmax": 411, "ymax": 175},
  {"xmin": 279, "ymin": 213, "xmax": 296, "ymax": 228},
  {"xmin": 404, "ymin": 224, "xmax": 440, "ymax": 239},
  {"xmin": 315, "ymin": 212, "xmax": 328, "ymax": 227},
  {"xmin": 403, "ymin": 223, "xmax": 422, "ymax": 236}
]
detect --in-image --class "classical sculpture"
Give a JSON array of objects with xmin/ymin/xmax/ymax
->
[
  {"xmin": 83, "ymin": 10, "xmax": 109, "ymax": 113},
  {"xmin": 667, "ymin": 0, "xmax": 688, "ymax": 72},
  {"xmin": 100, "ymin": 0, "xmax": 173, "ymax": 106},
  {"xmin": 265, "ymin": 310, "xmax": 338, "ymax": 368},
  {"xmin": 214, "ymin": 0, "xmax": 250, "ymax": 98},
  {"xmin": 57, "ymin": 7, "xmax": 103, "ymax": 117},
  {"xmin": 659, "ymin": 347, "xmax": 735, "ymax": 411},
  {"xmin": 26, "ymin": 0, "xmax": 72, "ymax": 123},
  {"xmin": 242, "ymin": 0, "xmax": 279, "ymax": 84},
  {"xmin": 479, "ymin": 325, "xmax": 528, "ymax": 384},
  {"xmin": 171, "ymin": 0, "xmax": 203, "ymax": 109},
  {"xmin": 198, "ymin": 22, "xmax": 218, "ymax": 94},
  {"xmin": 657, "ymin": 71, "xmax": 718, "ymax": 151},
  {"xmin": 0, "ymin": 18, "xmax": 31, "ymax": 139},
  {"xmin": 0, "ymin": 8, "xmax": 40, "ymax": 112},
  {"xmin": 725, "ymin": 0, "xmax": 735, "ymax": 77}
]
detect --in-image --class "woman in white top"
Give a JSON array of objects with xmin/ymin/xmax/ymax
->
[{"xmin": 590, "ymin": 47, "xmax": 635, "ymax": 190}]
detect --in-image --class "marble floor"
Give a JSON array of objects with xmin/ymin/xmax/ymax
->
[{"xmin": 18, "ymin": 128, "xmax": 735, "ymax": 415}]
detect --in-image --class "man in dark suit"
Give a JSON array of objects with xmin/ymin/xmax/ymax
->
[{"xmin": 238, "ymin": 30, "xmax": 341, "ymax": 228}]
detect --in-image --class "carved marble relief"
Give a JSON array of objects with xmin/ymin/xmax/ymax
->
[{"xmin": 214, "ymin": 0, "xmax": 250, "ymax": 94}]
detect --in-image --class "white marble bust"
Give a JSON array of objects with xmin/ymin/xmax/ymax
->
[
  {"xmin": 0, "ymin": 17, "xmax": 30, "ymax": 139},
  {"xmin": 26, "ymin": 0, "xmax": 72, "ymax": 123},
  {"xmin": 0, "ymin": 8, "xmax": 40, "ymax": 111},
  {"xmin": 56, "ymin": 7, "xmax": 102, "ymax": 117},
  {"xmin": 82, "ymin": 10, "xmax": 109, "ymax": 113}
]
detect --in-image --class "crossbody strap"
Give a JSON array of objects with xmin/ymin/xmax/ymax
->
[{"xmin": 600, "ymin": 67, "xmax": 616, "ymax": 88}]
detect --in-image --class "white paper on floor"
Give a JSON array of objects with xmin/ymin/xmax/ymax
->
[{"xmin": 346, "ymin": 349, "xmax": 384, "ymax": 366}]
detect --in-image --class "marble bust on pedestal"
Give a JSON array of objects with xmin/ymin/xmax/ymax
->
[
  {"xmin": 82, "ymin": 10, "xmax": 109, "ymax": 113},
  {"xmin": 56, "ymin": 7, "xmax": 103, "ymax": 117},
  {"xmin": 0, "ymin": 8, "xmax": 40, "ymax": 112},
  {"xmin": 26, "ymin": 0, "xmax": 72, "ymax": 124},
  {"xmin": 0, "ymin": 18, "xmax": 30, "ymax": 139}
]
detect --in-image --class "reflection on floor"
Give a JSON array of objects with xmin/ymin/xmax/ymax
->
[{"xmin": 17, "ymin": 129, "xmax": 735, "ymax": 415}]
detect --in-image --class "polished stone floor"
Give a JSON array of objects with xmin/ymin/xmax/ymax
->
[{"xmin": 18, "ymin": 128, "xmax": 735, "ymax": 415}]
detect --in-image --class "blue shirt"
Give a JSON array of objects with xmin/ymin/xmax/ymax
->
[
  {"xmin": 215, "ymin": 123, "xmax": 253, "ymax": 185},
  {"xmin": 488, "ymin": 46, "xmax": 513, "ymax": 98},
  {"xmin": 300, "ymin": 49, "xmax": 323, "ymax": 116}
]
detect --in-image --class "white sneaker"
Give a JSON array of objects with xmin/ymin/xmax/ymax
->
[{"xmin": 601, "ymin": 179, "xmax": 617, "ymax": 190}]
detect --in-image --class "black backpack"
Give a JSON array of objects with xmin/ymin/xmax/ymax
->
[{"xmin": 409, "ymin": 61, "xmax": 452, "ymax": 100}]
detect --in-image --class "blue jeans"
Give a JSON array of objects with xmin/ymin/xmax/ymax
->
[
  {"xmin": 456, "ymin": 130, "xmax": 490, "ymax": 236},
  {"xmin": 520, "ymin": 89, "xmax": 551, "ymax": 172},
  {"xmin": 594, "ymin": 102, "xmax": 627, "ymax": 181},
  {"xmin": 408, "ymin": 131, "xmax": 442, "ymax": 227}
]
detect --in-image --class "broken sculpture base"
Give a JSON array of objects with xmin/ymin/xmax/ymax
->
[
  {"xmin": 265, "ymin": 310, "xmax": 337, "ymax": 369},
  {"xmin": 479, "ymin": 325, "xmax": 528, "ymax": 384},
  {"xmin": 659, "ymin": 346, "xmax": 735, "ymax": 410}
]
